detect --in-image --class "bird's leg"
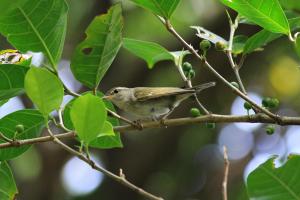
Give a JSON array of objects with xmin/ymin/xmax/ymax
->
[{"xmin": 159, "ymin": 106, "xmax": 175, "ymax": 128}]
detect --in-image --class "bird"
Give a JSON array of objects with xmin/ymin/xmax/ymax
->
[{"xmin": 103, "ymin": 82, "xmax": 216, "ymax": 121}]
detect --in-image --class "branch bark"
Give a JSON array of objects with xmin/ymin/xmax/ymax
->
[{"xmin": 2, "ymin": 113, "xmax": 300, "ymax": 149}]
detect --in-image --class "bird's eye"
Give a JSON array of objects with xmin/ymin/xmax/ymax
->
[{"xmin": 113, "ymin": 89, "xmax": 119, "ymax": 94}]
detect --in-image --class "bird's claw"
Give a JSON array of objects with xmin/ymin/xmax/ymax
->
[
  {"xmin": 133, "ymin": 120, "xmax": 143, "ymax": 130},
  {"xmin": 160, "ymin": 118, "xmax": 168, "ymax": 128}
]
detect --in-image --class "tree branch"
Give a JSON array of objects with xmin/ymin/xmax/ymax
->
[
  {"xmin": 222, "ymin": 146, "xmax": 230, "ymax": 200},
  {"xmin": 2, "ymin": 113, "xmax": 300, "ymax": 149},
  {"xmin": 159, "ymin": 18, "xmax": 282, "ymax": 123}
]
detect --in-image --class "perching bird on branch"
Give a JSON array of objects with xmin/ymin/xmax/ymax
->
[{"xmin": 103, "ymin": 82, "xmax": 216, "ymax": 120}]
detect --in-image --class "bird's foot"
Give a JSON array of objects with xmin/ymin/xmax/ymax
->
[
  {"xmin": 133, "ymin": 120, "xmax": 144, "ymax": 130},
  {"xmin": 160, "ymin": 118, "xmax": 168, "ymax": 128}
]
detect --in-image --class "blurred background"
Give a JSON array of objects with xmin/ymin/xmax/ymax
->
[{"xmin": 1, "ymin": 0, "xmax": 300, "ymax": 199}]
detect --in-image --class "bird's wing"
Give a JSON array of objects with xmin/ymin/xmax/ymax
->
[{"xmin": 133, "ymin": 87, "xmax": 194, "ymax": 101}]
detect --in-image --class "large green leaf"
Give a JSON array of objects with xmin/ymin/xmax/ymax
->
[
  {"xmin": 0, "ymin": 161, "xmax": 18, "ymax": 200},
  {"xmin": 244, "ymin": 16, "xmax": 300, "ymax": 54},
  {"xmin": 24, "ymin": 67, "xmax": 64, "ymax": 117},
  {"xmin": 71, "ymin": 4, "xmax": 123, "ymax": 89},
  {"xmin": 220, "ymin": 0, "xmax": 290, "ymax": 35},
  {"xmin": 123, "ymin": 38, "xmax": 174, "ymax": 69},
  {"xmin": 130, "ymin": 0, "xmax": 181, "ymax": 18},
  {"xmin": 63, "ymin": 92, "xmax": 123, "ymax": 149},
  {"xmin": 0, "ymin": 110, "xmax": 45, "ymax": 160},
  {"xmin": 296, "ymin": 36, "xmax": 300, "ymax": 59},
  {"xmin": 0, "ymin": 64, "xmax": 29, "ymax": 101},
  {"xmin": 70, "ymin": 94, "xmax": 107, "ymax": 144},
  {"xmin": 247, "ymin": 155, "xmax": 300, "ymax": 200},
  {"xmin": 0, "ymin": 0, "xmax": 25, "ymax": 18},
  {"xmin": 0, "ymin": 0, "xmax": 68, "ymax": 69}
]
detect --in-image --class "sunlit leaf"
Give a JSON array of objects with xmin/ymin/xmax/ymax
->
[
  {"xmin": 0, "ymin": 110, "xmax": 44, "ymax": 160},
  {"xmin": 0, "ymin": 0, "xmax": 68, "ymax": 69},
  {"xmin": 24, "ymin": 67, "xmax": 64, "ymax": 117},
  {"xmin": 247, "ymin": 155, "xmax": 300, "ymax": 200},
  {"xmin": 0, "ymin": 64, "xmax": 29, "ymax": 101},
  {"xmin": 130, "ymin": 0, "xmax": 181, "ymax": 18},
  {"xmin": 0, "ymin": 161, "xmax": 18, "ymax": 200},
  {"xmin": 70, "ymin": 94, "xmax": 107, "ymax": 144},
  {"xmin": 220, "ymin": 0, "xmax": 290, "ymax": 35},
  {"xmin": 123, "ymin": 38, "xmax": 174, "ymax": 69},
  {"xmin": 71, "ymin": 4, "xmax": 123, "ymax": 89}
]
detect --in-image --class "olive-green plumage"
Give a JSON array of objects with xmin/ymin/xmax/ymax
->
[{"xmin": 104, "ymin": 82, "xmax": 215, "ymax": 120}]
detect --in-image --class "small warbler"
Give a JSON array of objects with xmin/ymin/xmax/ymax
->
[{"xmin": 103, "ymin": 82, "xmax": 215, "ymax": 120}]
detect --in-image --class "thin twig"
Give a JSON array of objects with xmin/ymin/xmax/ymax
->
[
  {"xmin": 46, "ymin": 127, "xmax": 163, "ymax": 200},
  {"xmin": 0, "ymin": 131, "xmax": 14, "ymax": 143},
  {"xmin": 226, "ymin": 14, "xmax": 247, "ymax": 94},
  {"xmin": 160, "ymin": 18, "xmax": 282, "ymax": 123},
  {"xmin": 222, "ymin": 146, "xmax": 229, "ymax": 200},
  {"xmin": 3, "ymin": 113, "xmax": 300, "ymax": 149}
]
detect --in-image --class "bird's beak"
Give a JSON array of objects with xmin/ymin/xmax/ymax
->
[{"xmin": 102, "ymin": 95, "xmax": 113, "ymax": 100}]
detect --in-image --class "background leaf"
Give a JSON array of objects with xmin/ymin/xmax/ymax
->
[
  {"xmin": 0, "ymin": 0, "xmax": 68, "ymax": 69},
  {"xmin": 296, "ymin": 37, "xmax": 300, "ymax": 58},
  {"xmin": 220, "ymin": 0, "xmax": 290, "ymax": 34},
  {"xmin": 123, "ymin": 38, "xmax": 174, "ymax": 69},
  {"xmin": 280, "ymin": 0, "xmax": 300, "ymax": 11},
  {"xmin": 130, "ymin": 0, "xmax": 181, "ymax": 18},
  {"xmin": 0, "ymin": 0, "xmax": 26, "ymax": 18},
  {"xmin": 0, "ymin": 161, "xmax": 18, "ymax": 200},
  {"xmin": 70, "ymin": 94, "xmax": 107, "ymax": 144},
  {"xmin": 24, "ymin": 67, "xmax": 64, "ymax": 117},
  {"xmin": 247, "ymin": 155, "xmax": 300, "ymax": 200},
  {"xmin": 71, "ymin": 4, "xmax": 123, "ymax": 89},
  {"xmin": 63, "ymin": 92, "xmax": 123, "ymax": 149},
  {"xmin": 0, "ymin": 64, "xmax": 29, "ymax": 101},
  {"xmin": 244, "ymin": 16, "xmax": 300, "ymax": 54},
  {"xmin": 0, "ymin": 110, "xmax": 44, "ymax": 160}
]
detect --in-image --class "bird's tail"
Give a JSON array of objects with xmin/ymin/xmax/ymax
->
[{"xmin": 192, "ymin": 82, "xmax": 216, "ymax": 93}]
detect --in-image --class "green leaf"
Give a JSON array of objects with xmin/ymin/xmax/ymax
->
[
  {"xmin": 24, "ymin": 67, "xmax": 64, "ymax": 117},
  {"xmin": 247, "ymin": 155, "xmax": 300, "ymax": 200},
  {"xmin": 71, "ymin": 4, "xmax": 123, "ymax": 89},
  {"xmin": 0, "ymin": 64, "xmax": 29, "ymax": 101},
  {"xmin": 70, "ymin": 94, "xmax": 107, "ymax": 144},
  {"xmin": 296, "ymin": 36, "xmax": 300, "ymax": 59},
  {"xmin": 130, "ymin": 0, "xmax": 181, "ymax": 18},
  {"xmin": 220, "ymin": 0, "xmax": 290, "ymax": 35},
  {"xmin": 0, "ymin": 110, "xmax": 45, "ymax": 160},
  {"xmin": 0, "ymin": 161, "xmax": 18, "ymax": 200},
  {"xmin": 0, "ymin": 0, "xmax": 25, "ymax": 18},
  {"xmin": 232, "ymin": 35, "xmax": 248, "ymax": 55},
  {"xmin": 280, "ymin": 0, "xmax": 300, "ymax": 11},
  {"xmin": 244, "ymin": 16, "xmax": 300, "ymax": 54},
  {"xmin": 123, "ymin": 38, "xmax": 174, "ymax": 69},
  {"xmin": 0, "ymin": 0, "xmax": 68, "ymax": 69},
  {"xmin": 63, "ymin": 92, "xmax": 123, "ymax": 149}
]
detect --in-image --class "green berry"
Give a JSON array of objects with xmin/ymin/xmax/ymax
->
[
  {"xmin": 230, "ymin": 82, "xmax": 239, "ymax": 89},
  {"xmin": 262, "ymin": 97, "xmax": 271, "ymax": 108},
  {"xmin": 190, "ymin": 108, "xmax": 201, "ymax": 117},
  {"xmin": 244, "ymin": 102, "xmax": 252, "ymax": 110},
  {"xmin": 215, "ymin": 42, "xmax": 226, "ymax": 51},
  {"xmin": 205, "ymin": 123, "xmax": 216, "ymax": 129},
  {"xmin": 265, "ymin": 125, "xmax": 275, "ymax": 135},
  {"xmin": 268, "ymin": 98, "xmax": 279, "ymax": 109},
  {"xmin": 15, "ymin": 124, "xmax": 24, "ymax": 133},
  {"xmin": 188, "ymin": 69, "xmax": 196, "ymax": 79},
  {"xmin": 200, "ymin": 40, "xmax": 211, "ymax": 51},
  {"xmin": 182, "ymin": 62, "xmax": 193, "ymax": 72}
]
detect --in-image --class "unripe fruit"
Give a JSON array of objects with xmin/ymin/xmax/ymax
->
[
  {"xmin": 230, "ymin": 82, "xmax": 239, "ymax": 89},
  {"xmin": 206, "ymin": 123, "xmax": 216, "ymax": 129},
  {"xmin": 268, "ymin": 98, "xmax": 279, "ymax": 109},
  {"xmin": 190, "ymin": 108, "xmax": 201, "ymax": 117},
  {"xmin": 265, "ymin": 125, "xmax": 275, "ymax": 135},
  {"xmin": 182, "ymin": 62, "xmax": 193, "ymax": 72},
  {"xmin": 188, "ymin": 69, "xmax": 196, "ymax": 79},
  {"xmin": 15, "ymin": 124, "xmax": 24, "ymax": 133},
  {"xmin": 200, "ymin": 40, "xmax": 211, "ymax": 51},
  {"xmin": 215, "ymin": 42, "xmax": 226, "ymax": 51},
  {"xmin": 244, "ymin": 102, "xmax": 252, "ymax": 110},
  {"xmin": 262, "ymin": 97, "xmax": 271, "ymax": 107}
]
